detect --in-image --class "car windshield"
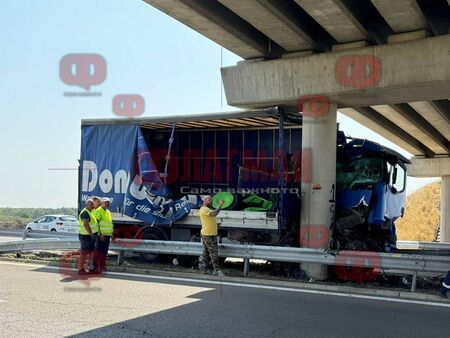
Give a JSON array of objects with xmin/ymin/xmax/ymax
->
[{"xmin": 337, "ymin": 157, "xmax": 383, "ymax": 190}]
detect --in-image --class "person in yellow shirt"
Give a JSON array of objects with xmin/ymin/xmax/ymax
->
[{"xmin": 198, "ymin": 195, "xmax": 224, "ymax": 276}]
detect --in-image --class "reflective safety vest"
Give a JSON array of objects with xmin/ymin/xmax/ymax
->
[
  {"xmin": 97, "ymin": 207, "xmax": 113, "ymax": 236},
  {"xmin": 78, "ymin": 208, "xmax": 99, "ymax": 235},
  {"xmin": 91, "ymin": 207, "xmax": 101, "ymax": 223}
]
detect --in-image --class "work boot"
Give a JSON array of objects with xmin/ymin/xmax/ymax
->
[{"xmin": 439, "ymin": 287, "xmax": 448, "ymax": 298}]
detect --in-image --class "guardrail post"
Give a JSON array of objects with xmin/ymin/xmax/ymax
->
[
  {"xmin": 117, "ymin": 250, "xmax": 124, "ymax": 266},
  {"xmin": 411, "ymin": 271, "xmax": 418, "ymax": 292},
  {"xmin": 22, "ymin": 228, "xmax": 29, "ymax": 240},
  {"xmin": 243, "ymin": 258, "xmax": 250, "ymax": 277}
]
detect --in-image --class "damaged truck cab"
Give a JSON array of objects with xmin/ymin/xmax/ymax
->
[{"xmin": 335, "ymin": 135, "xmax": 410, "ymax": 252}]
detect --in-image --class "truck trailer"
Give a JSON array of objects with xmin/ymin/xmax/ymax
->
[{"xmin": 79, "ymin": 107, "xmax": 409, "ymax": 263}]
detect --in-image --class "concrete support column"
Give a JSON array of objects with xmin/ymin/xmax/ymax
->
[
  {"xmin": 300, "ymin": 100, "xmax": 337, "ymax": 281},
  {"xmin": 441, "ymin": 176, "xmax": 450, "ymax": 243},
  {"xmin": 407, "ymin": 157, "xmax": 450, "ymax": 243}
]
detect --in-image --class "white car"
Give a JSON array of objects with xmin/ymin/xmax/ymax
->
[{"xmin": 25, "ymin": 215, "xmax": 78, "ymax": 233}]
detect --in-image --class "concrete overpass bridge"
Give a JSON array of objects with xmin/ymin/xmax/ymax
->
[{"xmin": 142, "ymin": 1, "xmax": 450, "ymax": 266}]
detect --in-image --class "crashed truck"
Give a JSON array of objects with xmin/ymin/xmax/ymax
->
[{"xmin": 79, "ymin": 107, "xmax": 409, "ymax": 264}]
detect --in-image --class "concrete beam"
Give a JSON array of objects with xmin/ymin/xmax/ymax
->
[
  {"xmin": 339, "ymin": 107, "xmax": 428, "ymax": 156},
  {"xmin": 294, "ymin": 0, "xmax": 367, "ymax": 43},
  {"xmin": 416, "ymin": 0, "xmax": 450, "ymax": 36},
  {"xmin": 408, "ymin": 157, "xmax": 450, "ymax": 178},
  {"xmin": 219, "ymin": 0, "xmax": 313, "ymax": 52},
  {"xmin": 441, "ymin": 176, "xmax": 450, "ymax": 243},
  {"xmin": 256, "ymin": 0, "xmax": 337, "ymax": 52},
  {"xmin": 387, "ymin": 30, "xmax": 429, "ymax": 44},
  {"xmin": 143, "ymin": 0, "xmax": 263, "ymax": 59},
  {"xmin": 221, "ymin": 35, "xmax": 450, "ymax": 109},
  {"xmin": 331, "ymin": 40, "xmax": 367, "ymax": 52},
  {"xmin": 371, "ymin": 105, "xmax": 447, "ymax": 155},
  {"xmin": 409, "ymin": 101, "xmax": 450, "ymax": 141},
  {"xmin": 371, "ymin": 0, "xmax": 427, "ymax": 33}
]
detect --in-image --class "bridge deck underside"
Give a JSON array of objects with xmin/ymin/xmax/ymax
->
[{"xmin": 143, "ymin": 0, "xmax": 450, "ymax": 158}]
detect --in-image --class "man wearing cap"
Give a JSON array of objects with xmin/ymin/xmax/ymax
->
[
  {"xmin": 96, "ymin": 197, "xmax": 114, "ymax": 272},
  {"xmin": 198, "ymin": 195, "xmax": 224, "ymax": 276},
  {"xmin": 78, "ymin": 199, "xmax": 99, "ymax": 275}
]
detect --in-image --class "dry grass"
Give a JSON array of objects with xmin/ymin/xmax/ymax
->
[{"xmin": 396, "ymin": 182, "xmax": 440, "ymax": 241}]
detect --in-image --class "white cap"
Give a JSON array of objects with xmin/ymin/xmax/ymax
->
[{"xmin": 102, "ymin": 197, "xmax": 111, "ymax": 203}]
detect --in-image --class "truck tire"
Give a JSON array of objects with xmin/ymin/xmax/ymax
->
[
  {"xmin": 177, "ymin": 234, "xmax": 200, "ymax": 267},
  {"xmin": 136, "ymin": 226, "xmax": 168, "ymax": 264},
  {"xmin": 212, "ymin": 193, "xmax": 242, "ymax": 210}
]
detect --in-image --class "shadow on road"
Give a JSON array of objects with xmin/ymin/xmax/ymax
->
[{"xmin": 30, "ymin": 264, "xmax": 450, "ymax": 338}]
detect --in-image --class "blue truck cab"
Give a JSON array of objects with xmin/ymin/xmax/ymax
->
[{"xmin": 335, "ymin": 133, "xmax": 410, "ymax": 252}]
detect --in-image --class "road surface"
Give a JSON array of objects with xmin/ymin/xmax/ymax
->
[{"xmin": 0, "ymin": 261, "xmax": 449, "ymax": 338}]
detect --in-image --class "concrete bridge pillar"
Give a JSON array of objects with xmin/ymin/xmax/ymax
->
[
  {"xmin": 441, "ymin": 176, "xmax": 450, "ymax": 243},
  {"xmin": 300, "ymin": 99, "xmax": 337, "ymax": 280},
  {"xmin": 408, "ymin": 157, "xmax": 450, "ymax": 243}
]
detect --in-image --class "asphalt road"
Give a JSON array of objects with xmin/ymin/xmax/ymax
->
[{"xmin": 0, "ymin": 261, "xmax": 449, "ymax": 338}]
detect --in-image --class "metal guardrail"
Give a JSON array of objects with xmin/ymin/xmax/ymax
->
[
  {"xmin": 5, "ymin": 229, "xmax": 450, "ymax": 251},
  {"xmin": 397, "ymin": 241, "xmax": 450, "ymax": 251},
  {"xmin": 0, "ymin": 238, "xmax": 449, "ymax": 292}
]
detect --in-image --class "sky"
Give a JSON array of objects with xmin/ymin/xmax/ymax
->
[{"xmin": 0, "ymin": 0, "xmax": 437, "ymax": 207}]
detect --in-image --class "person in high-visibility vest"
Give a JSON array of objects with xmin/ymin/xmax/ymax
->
[
  {"xmin": 91, "ymin": 196, "xmax": 102, "ymax": 222},
  {"xmin": 88, "ymin": 196, "xmax": 102, "ymax": 272},
  {"xmin": 78, "ymin": 199, "xmax": 99, "ymax": 275},
  {"xmin": 440, "ymin": 271, "xmax": 450, "ymax": 298},
  {"xmin": 96, "ymin": 197, "xmax": 113, "ymax": 272}
]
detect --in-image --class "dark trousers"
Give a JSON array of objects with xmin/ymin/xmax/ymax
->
[
  {"xmin": 200, "ymin": 235, "xmax": 220, "ymax": 272},
  {"xmin": 96, "ymin": 236, "xmax": 111, "ymax": 272},
  {"xmin": 78, "ymin": 233, "xmax": 97, "ymax": 272},
  {"xmin": 443, "ymin": 271, "xmax": 450, "ymax": 289}
]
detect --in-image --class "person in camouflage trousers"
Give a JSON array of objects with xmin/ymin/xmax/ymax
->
[
  {"xmin": 198, "ymin": 195, "xmax": 224, "ymax": 277},
  {"xmin": 200, "ymin": 235, "xmax": 220, "ymax": 273}
]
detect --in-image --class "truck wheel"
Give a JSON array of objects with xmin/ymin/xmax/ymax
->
[
  {"xmin": 177, "ymin": 235, "xmax": 200, "ymax": 268},
  {"xmin": 137, "ymin": 226, "xmax": 168, "ymax": 264}
]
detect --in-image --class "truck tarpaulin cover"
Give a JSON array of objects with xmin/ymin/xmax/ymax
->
[{"xmin": 80, "ymin": 125, "xmax": 200, "ymax": 224}]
